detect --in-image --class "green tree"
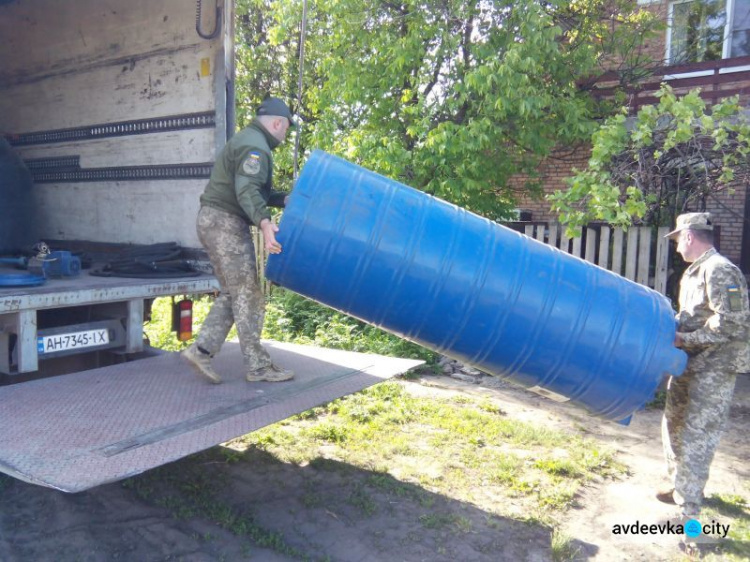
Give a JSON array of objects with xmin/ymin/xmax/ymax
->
[
  {"xmin": 235, "ymin": 0, "xmax": 660, "ymax": 218},
  {"xmin": 549, "ymin": 85, "xmax": 750, "ymax": 235}
]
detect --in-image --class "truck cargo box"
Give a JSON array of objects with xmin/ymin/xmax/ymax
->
[{"xmin": 0, "ymin": 0, "xmax": 233, "ymax": 376}]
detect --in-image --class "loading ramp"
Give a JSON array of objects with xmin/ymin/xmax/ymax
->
[{"xmin": 0, "ymin": 341, "xmax": 423, "ymax": 492}]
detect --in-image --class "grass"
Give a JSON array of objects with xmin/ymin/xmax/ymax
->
[
  {"xmin": 550, "ymin": 529, "xmax": 581, "ymax": 562},
  {"xmin": 228, "ymin": 380, "xmax": 625, "ymax": 522},
  {"xmin": 419, "ymin": 512, "xmax": 468, "ymax": 530},
  {"xmin": 263, "ymin": 289, "xmax": 437, "ymax": 363},
  {"xmin": 143, "ymin": 295, "xmax": 220, "ymax": 352},
  {"xmin": 118, "ymin": 377, "xmax": 625, "ymax": 559},
  {"xmin": 122, "ymin": 451, "xmax": 321, "ymax": 561},
  {"xmin": 140, "ymin": 291, "xmax": 750, "ymax": 562},
  {"xmin": 697, "ymin": 493, "xmax": 750, "ymax": 561},
  {"xmin": 646, "ymin": 389, "xmax": 667, "ymax": 410},
  {"xmin": 347, "ymin": 483, "xmax": 378, "ymax": 516}
]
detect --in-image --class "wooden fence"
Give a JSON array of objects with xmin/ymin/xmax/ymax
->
[
  {"xmin": 516, "ymin": 223, "xmax": 671, "ymax": 295},
  {"xmin": 253, "ymin": 222, "xmax": 673, "ymax": 297}
]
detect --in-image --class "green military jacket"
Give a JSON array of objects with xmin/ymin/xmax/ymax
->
[
  {"xmin": 677, "ymin": 248, "xmax": 750, "ymax": 372},
  {"xmin": 200, "ymin": 118, "xmax": 286, "ymax": 226}
]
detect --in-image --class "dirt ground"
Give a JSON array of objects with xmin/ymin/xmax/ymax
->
[{"xmin": 0, "ymin": 372, "xmax": 748, "ymax": 562}]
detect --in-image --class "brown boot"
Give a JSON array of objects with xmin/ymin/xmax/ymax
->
[
  {"xmin": 246, "ymin": 363, "xmax": 294, "ymax": 382},
  {"xmin": 655, "ymin": 487, "xmax": 676, "ymax": 504}
]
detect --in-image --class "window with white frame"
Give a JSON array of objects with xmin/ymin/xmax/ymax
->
[
  {"xmin": 667, "ymin": 0, "xmax": 750, "ymax": 63},
  {"xmin": 731, "ymin": 0, "xmax": 750, "ymax": 56}
]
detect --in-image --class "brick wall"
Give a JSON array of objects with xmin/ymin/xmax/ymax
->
[
  {"xmin": 640, "ymin": 1, "xmax": 669, "ymax": 64},
  {"xmin": 511, "ymin": 149, "xmax": 590, "ymax": 224},
  {"xmin": 706, "ymin": 182, "xmax": 748, "ymax": 265}
]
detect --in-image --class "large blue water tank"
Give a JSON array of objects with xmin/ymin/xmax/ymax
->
[{"xmin": 266, "ymin": 150, "xmax": 687, "ymax": 423}]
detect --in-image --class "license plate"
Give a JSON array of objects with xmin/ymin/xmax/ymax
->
[{"xmin": 38, "ymin": 329, "xmax": 110, "ymax": 354}]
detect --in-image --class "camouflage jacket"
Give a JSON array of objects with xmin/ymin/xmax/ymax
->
[{"xmin": 677, "ymin": 248, "xmax": 750, "ymax": 372}]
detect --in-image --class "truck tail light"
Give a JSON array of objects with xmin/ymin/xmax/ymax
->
[{"xmin": 172, "ymin": 299, "xmax": 193, "ymax": 341}]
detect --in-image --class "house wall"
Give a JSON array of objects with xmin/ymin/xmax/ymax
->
[
  {"xmin": 512, "ymin": 0, "xmax": 749, "ymax": 270},
  {"xmin": 706, "ymin": 184, "xmax": 747, "ymax": 265},
  {"xmin": 510, "ymin": 149, "xmax": 590, "ymax": 223},
  {"xmin": 639, "ymin": 1, "xmax": 669, "ymax": 63}
]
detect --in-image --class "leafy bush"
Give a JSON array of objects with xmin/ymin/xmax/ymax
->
[
  {"xmin": 143, "ymin": 295, "xmax": 238, "ymax": 352},
  {"xmin": 144, "ymin": 290, "xmax": 436, "ymax": 363},
  {"xmin": 263, "ymin": 289, "xmax": 437, "ymax": 363}
]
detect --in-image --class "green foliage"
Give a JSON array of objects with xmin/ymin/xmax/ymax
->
[
  {"xmin": 235, "ymin": 0, "xmax": 660, "ymax": 217},
  {"xmin": 550, "ymin": 84, "xmax": 750, "ymax": 236},
  {"xmin": 143, "ymin": 296, "xmax": 224, "ymax": 352},
  {"xmin": 145, "ymin": 291, "xmax": 435, "ymax": 364},
  {"xmin": 263, "ymin": 288, "xmax": 437, "ymax": 363}
]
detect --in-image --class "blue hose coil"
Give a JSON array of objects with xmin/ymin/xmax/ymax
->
[
  {"xmin": 0, "ymin": 273, "xmax": 46, "ymax": 287},
  {"xmin": 266, "ymin": 150, "xmax": 687, "ymax": 423}
]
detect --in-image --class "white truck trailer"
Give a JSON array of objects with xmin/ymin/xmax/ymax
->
[{"xmin": 0, "ymin": 0, "xmax": 421, "ymax": 492}]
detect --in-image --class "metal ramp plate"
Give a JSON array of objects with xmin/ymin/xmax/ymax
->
[{"xmin": 0, "ymin": 341, "xmax": 423, "ymax": 493}]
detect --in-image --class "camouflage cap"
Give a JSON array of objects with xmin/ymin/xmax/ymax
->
[{"xmin": 665, "ymin": 212, "xmax": 713, "ymax": 238}]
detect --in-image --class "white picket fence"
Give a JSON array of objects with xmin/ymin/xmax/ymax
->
[
  {"xmin": 520, "ymin": 223, "xmax": 671, "ymax": 295},
  {"xmin": 253, "ymin": 223, "xmax": 672, "ymax": 297}
]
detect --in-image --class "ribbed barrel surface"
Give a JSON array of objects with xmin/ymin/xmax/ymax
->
[{"xmin": 266, "ymin": 151, "xmax": 687, "ymax": 423}]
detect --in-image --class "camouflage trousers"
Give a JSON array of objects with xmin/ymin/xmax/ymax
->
[
  {"xmin": 194, "ymin": 206, "xmax": 271, "ymax": 372},
  {"xmin": 662, "ymin": 355, "xmax": 736, "ymax": 511}
]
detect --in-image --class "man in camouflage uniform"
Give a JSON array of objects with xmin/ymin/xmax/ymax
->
[
  {"xmin": 182, "ymin": 97, "xmax": 296, "ymax": 384},
  {"xmin": 659, "ymin": 212, "xmax": 750, "ymax": 518}
]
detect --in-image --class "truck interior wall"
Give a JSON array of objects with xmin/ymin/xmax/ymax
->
[
  {"xmin": 17, "ymin": 130, "xmax": 215, "ymax": 245},
  {"xmin": 34, "ymin": 180, "xmax": 206, "ymax": 245},
  {"xmin": 0, "ymin": 0, "xmax": 229, "ymax": 249},
  {"xmin": 16, "ymin": 131, "xmax": 216, "ymax": 169}
]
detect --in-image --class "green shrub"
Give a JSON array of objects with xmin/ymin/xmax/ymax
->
[
  {"xmin": 263, "ymin": 288, "xmax": 437, "ymax": 363},
  {"xmin": 144, "ymin": 289, "xmax": 437, "ymax": 363}
]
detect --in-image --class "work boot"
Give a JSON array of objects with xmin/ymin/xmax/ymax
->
[
  {"xmin": 680, "ymin": 510, "xmax": 702, "ymax": 558},
  {"xmin": 182, "ymin": 343, "xmax": 222, "ymax": 384},
  {"xmin": 656, "ymin": 487, "xmax": 676, "ymax": 505},
  {"xmin": 679, "ymin": 540, "xmax": 700, "ymax": 558},
  {"xmin": 246, "ymin": 363, "xmax": 294, "ymax": 382},
  {"xmin": 681, "ymin": 503, "xmax": 701, "ymax": 520}
]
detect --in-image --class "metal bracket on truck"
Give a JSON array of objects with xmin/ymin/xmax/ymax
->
[{"xmin": 0, "ymin": 272, "xmax": 221, "ymax": 375}]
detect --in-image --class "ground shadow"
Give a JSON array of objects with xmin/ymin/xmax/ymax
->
[{"xmin": 0, "ymin": 444, "xmax": 599, "ymax": 562}]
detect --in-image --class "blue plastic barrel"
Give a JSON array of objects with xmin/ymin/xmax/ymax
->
[{"xmin": 266, "ymin": 150, "xmax": 687, "ymax": 423}]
